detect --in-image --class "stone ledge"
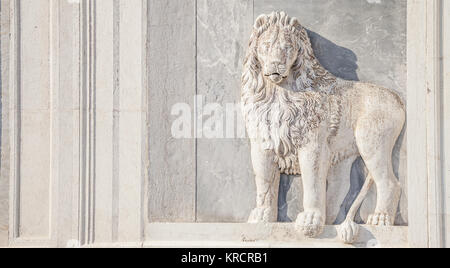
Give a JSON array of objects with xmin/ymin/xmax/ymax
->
[
  {"xmin": 143, "ymin": 223, "xmax": 409, "ymax": 248},
  {"xmin": 6, "ymin": 224, "xmax": 409, "ymax": 248}
]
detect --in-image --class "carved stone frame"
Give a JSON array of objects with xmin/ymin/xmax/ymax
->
[
  {"xmin": 143, "ymin": 0, "xmax": 449, "ymax": 248},
  {"xmin": 144, "ymin": 0, "xmax": 449, "ymax": 248},
  {"xmin": 407, "ymin": 0, "xmax": 449, "ymax": 248},
  {"xmin": 1, "ymin": 0, "xmax": 448, "ymax": 247}
]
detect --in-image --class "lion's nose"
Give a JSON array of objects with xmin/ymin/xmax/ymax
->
[
  {"xmin": 277, "ymin": 64, "xmax": 286, "ymax": 72},
  {"xmin": 271, "ymin": 62, "xmax": 286, "ymax": 73},
  {"xmin": 265, "ymin": 62, "xmax": 286, "ymax": 75},
  {"xmin": 271, "ymin": 61, "xmax": 282, "ymax": 67}
]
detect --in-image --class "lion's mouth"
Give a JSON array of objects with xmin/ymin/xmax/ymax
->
[{"xmin": 265, "ymin": 73, "xmax": 287, "ymax": 83}]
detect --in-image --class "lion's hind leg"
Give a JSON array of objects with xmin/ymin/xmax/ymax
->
[{"xmin": 354, "ymin": 115, "xmax": 402, "ymax": 226}]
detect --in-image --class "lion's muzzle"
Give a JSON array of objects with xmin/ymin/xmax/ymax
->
[{"xmin": 264, "ymin": 62, "xmax": 288, "ymax": 84}]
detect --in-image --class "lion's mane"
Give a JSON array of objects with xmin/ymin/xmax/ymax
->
[{"xmin": 241, "ymin": 12, "xmax": 343, "ymax": 175}]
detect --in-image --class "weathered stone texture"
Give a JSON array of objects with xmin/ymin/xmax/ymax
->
[{"xmin": 0, "ymin": 0, "xmax": 10, "ymax": 246}]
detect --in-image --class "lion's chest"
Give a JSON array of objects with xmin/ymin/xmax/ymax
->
[{"xmin": 245, "ymin": 89, "xmax": 328, "ymax": 175}]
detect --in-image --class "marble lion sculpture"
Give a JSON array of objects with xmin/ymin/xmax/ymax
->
[{"xmin": 241, "ymin": 11, "xmax": 405, "ymax": 244}]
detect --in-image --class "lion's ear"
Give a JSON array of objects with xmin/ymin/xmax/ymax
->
[
  {"xmin": 290, "ymin": 17, "xmax": 301, "ymax": 29},
  {"xmin": 254, "ymin": 14, "xmax": 268, "ymax": 30}
]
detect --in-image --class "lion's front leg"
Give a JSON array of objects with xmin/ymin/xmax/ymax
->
[
  {"xmin": 248, "ymin": 140, "xmax": 280, "ymax": 223},
  {"xmin": 296, "ymin": 135, "xmax": 330, "ymax": 237}
]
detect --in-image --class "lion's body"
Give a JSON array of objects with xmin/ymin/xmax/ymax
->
[{"xmin": 242, "ymin": 11, "xmax": 405, "ymax": 243}]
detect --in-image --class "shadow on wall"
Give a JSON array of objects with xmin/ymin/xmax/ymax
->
[
  {"xmin": 307, "ymin": 30, "xmax": 359, "ymax": 82},
  {"xmin": 278, "ymin": 29, "xmax": 364, "ymax": 223}
]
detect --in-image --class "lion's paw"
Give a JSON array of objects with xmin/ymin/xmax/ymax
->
[
  {"xmin": 295, "ymin": 211, "xmax": 324, "ymax": 238},
  {"xmin": 367, "ymin": 212, "xmax": 392, "ymax": 226},
  {"xmin": 338, "ymin": 219, "xmax": 360, "ymax": 244},
  {"xmin": 248, "ymin": 207, "xmax": 277, "ymax": 223}
]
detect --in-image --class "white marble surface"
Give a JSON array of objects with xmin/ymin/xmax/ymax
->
[
  {"xmin": 0, "ymin": 0, "xmax": 10, "ymax": 246},
  {"xmin": 0, "ymin": 1, "xmax": 9, "ymax": 246},
  {"xmin": 8, "ymin": 0, "xmax": 450, "ymax": 249}
]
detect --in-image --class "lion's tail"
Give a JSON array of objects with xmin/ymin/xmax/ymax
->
[
  {"xmin": 345, "ymin": 173, "xmax": 374, "ymax": 222},
  {"xmin": 338, "ymin": 171, "xmax": 374, "ymax": 244}
]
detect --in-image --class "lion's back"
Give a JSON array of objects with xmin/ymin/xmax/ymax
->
[{"xmin": 342, "ymin": 81, "xmax": 406, "ymax": 127}]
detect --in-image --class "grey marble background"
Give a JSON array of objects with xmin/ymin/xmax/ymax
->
[{"xmin": 148, "ymin": 0, "xmax": 407, "ymax": 225}]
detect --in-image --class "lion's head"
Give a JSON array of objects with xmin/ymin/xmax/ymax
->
[
  {"xmin": 254, "ymin": 14, "xmax": 301, "ymax": 84},
  {"xmin": 242, "ymin": 11, "xmax": 336, "ymax": 95}
]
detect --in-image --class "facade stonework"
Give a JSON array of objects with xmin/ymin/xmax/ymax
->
[{"xmin": 0, "ymin": 0, "xmax": 449, "ymax": 248}]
